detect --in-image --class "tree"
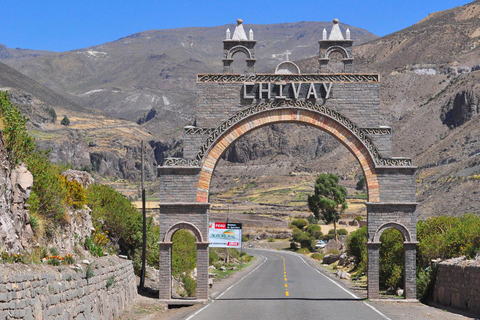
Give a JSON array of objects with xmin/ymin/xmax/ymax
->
[
  {"xmin": 61, "ymin": 115, "xmax": 70, "ymax": 126},
  {"xmin": 356, "ymin": 175, "xmax": 366, "ymax": 191},
  {"xmin": 307, "ymin": 173, "xmax": 348, "ymax": 241}
]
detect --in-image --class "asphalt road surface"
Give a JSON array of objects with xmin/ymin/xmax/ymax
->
[{"xmin": 186, "ymin": 249, "xmax": 391, "ymax": 320}]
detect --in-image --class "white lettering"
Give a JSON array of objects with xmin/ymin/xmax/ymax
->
[
  {"xmin": 306, "ymin": 83, "xmax": 318, "ymax": 99},
  {"xmin": 322, "ymin": 82, "xmax": 333, "ymax": 99},
  {"xmin": 275, "ymin": 82, "xmax": 287, "ymax": 99},
  {"xmin": 291, "ymin": 83, "xmax": 302, "ymax": 99},
  {"xmin": 243, "ymin": 83, "xmax": 255, "ymax": 99},
  {"xmin": 258, "ymin": 83, "xmax": 271, "ymax": 99}
]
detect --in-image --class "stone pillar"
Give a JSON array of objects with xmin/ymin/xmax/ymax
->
[
  {"xmin": 367, "ymin": 242, "xmax": 381, "ymax": 299},
  {"xmin": 404, "ymin": 242, "xmax": 418, "ymax": 300},
  {"xmin": 196, "ymin": 243, "xmax": 210, "ymax": 299},
  {"xmin": 158, "ymin": 242, "xmax": 172, "ymax": 299}
]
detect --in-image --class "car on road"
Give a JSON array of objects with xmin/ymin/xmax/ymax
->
[{"xmin": 315, "ymin": 240, "xmax": 326, "ymax": 249}]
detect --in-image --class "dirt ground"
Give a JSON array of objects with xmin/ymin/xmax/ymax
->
[{"xmin": 116, "ymin": 247, "xmax": 478, "ymax": 320}]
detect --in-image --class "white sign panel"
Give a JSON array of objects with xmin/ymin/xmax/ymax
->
[{"xmin": 209, "ymin": 222, "xmax": 242, "ymax": 248}]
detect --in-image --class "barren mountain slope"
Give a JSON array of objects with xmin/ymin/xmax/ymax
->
[{"xmin": 0, "ymin": 21, "xmax": 377, "ymax": 133}]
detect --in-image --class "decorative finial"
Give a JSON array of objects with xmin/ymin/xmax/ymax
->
[
  {"xmin": 333, "ymin": 18, "xmax": 339, "ymax": 24},
  {"xmin": 346, "ymin": 28, "xmax": 351, "ymax": 40},
  {"xmin": 323, "ymin": 28, "xmax": 327, "ymax": 40},
  {"xmin": 237, "ymin": 19, "xmax": 243, "ymax": 25},
  {"xmin": 226, "ymin": 28, "xmax": 231, "ymax": 40},
  {"xmin": 249, "ymin": 29, "xmax": 254, "ymax": 41}
]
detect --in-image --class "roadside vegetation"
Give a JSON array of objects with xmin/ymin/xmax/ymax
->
[
  {"xmin": 0, "ymin": 91, "xmax": 158, "ymax": 274},
  {"xmin": 347, "ymin": 214, "xmax": 480, "ymax": 301}
]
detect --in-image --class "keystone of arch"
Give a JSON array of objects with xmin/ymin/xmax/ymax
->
[{"xmin": 195, "ymin": 108, "xmax": 380, "ymax": 203}]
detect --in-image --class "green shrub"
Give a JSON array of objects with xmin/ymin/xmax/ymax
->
[
  {"xmin": 337, "ymin": 228, "xmax": 348, "ymax": 236},
  {"xmin": 181, "ymin": 274, "xmax": 197, "ymax": 297},
  {"xmin": 171, "ymin": 229, "xmax": 196, "ymax": 277},
  {"xmin": 86, "ymin": 184, "xmax": 159, "ymax": 274},
  {"xmin": 311, "ymin": 253, "xmax": 323, "ymax": 260},
  {"xmin": 323, "ymin": 233, "xmax": 335, "ymax": 241},
  {"xmin": 346, "ymin": 226, "xmax": 367, "ymax": 277},
  {"xmin": 290, "ymin": 219, "xmax": 308, "ymax": 230},
  {"xmin": 379, "ymin": 229, "xmax": 404, "ymax": 290},
  {"xmin": 61, "ymin": 116, "xmax": 70, "ymax": 126},
  {"xmin": 297, "ymin": 247, "xmax": 311, "ymax": 254},
  {"xmin": 209, "ymin": 249, "xmax": 219, "ymax": 265}
]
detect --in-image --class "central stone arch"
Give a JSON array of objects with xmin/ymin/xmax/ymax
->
[
  {"xmin": 195, "ymin": 105, "xmax": 380, "ymax": 204},
  {"xmin": 157, "ymin": 19, "xmax": 418, "ymax": 304}
]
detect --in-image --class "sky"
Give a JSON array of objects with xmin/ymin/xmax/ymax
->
[{"xmin": 1, "ymin": 0, "xmax": 472, "ymax": 52}]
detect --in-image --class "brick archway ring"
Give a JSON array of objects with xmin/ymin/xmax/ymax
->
[
  {"xmin": 164, "ymin": 221, "xmax": 205, "ymax": 243},
  {"xmin": 373, "ymin": 222, "xmax": 412, "ymax": 243},
  {"xmin": 196, "ymin": 108, "xmax": 379, "ymax": 203}
]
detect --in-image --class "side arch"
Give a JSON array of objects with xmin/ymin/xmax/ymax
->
[
  {"xmin": 325, "ymin": 45, "xmax": 350, "ymax": 59},
  {"xmin": 227, "ymin": 45, "xmax": 253, "ymax": 59},
  {"xmin": 164, "ymin": 221, "xmax": 204, "ymax": 243},
  {"xmin": 195, "ymin": 108, "xmax": 380, "ymax": 203},
  {"xmin": 373, "ymin": 222, "xmax": 412, "ymax": 243}
]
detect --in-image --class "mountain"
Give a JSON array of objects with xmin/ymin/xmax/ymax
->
[
  {"xmin": 0, "ymin": 60, "xmax": 159, "ymax": 181},
  {"xmin": 0, "ymin": 21, "xmax": 377, "ymax": 139}
]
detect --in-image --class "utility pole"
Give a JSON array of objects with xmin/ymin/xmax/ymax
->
[{"xmin": 139, "ymin": 140, "xmax": 147, "ymax": 289}]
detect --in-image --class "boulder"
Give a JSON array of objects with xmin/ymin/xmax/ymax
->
[{"xmin": 322, "ymin": 254, "xmax": 340, "ymax": 265}]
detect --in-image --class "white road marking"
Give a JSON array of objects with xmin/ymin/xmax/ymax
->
[
  {"xmin": 299, "ymin": 256, "xmax": 392, "ymax": 320},
  {"xmin": 185, "ymin": 255, "xmax": 268, "ymax": 320}
]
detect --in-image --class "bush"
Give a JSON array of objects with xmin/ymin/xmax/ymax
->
[
  {"xmin": 86, "ymin": 184, "xmax": 159, "ymax": 274},
  {"xmin": 209, "ymin": 249, "xmax": 219, "ymax": 265},
  {"xmin": 60, "ymin": 116, "xmax": 70, "ymax": 126},
  {"xmin": 346, "ymin": 226, "xmax": 367, "ymax": 276},
  {"xmin": 337, "ymin": 228, "xmax": 348, "ymax": 236},
  {"xmin": 171, "ymin": 230, "xmax": 196, "ymax": 277},
  {"xmin": 322, "ymin": 233, "xmax": 335, "ymax": 241},
  {"xmin": 379, "ymin": 229, "xmax": 404, "ymax": 290},
  {"xmin": 60, "ymin": 175, "xmax": 87, "ymax": 209},
  {"xmin": 305, "ymin": 224, "xmax": 323, "ymax": 240},
  {"xmin": 290, "ymin": 219, "xmax": 308, "ymax": 230},
  {"xmin": 181, "ymin": 274, "xmax": 197, "ymax": 297},
  {"xmin": 311, "ymin": 253, "xmax": 323, "ymax": 260}
]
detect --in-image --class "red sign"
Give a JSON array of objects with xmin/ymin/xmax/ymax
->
[
  {"xmin": 215, "ymin": 222, "xmax": 226, "ymax": 229},
  {"xmin": 228, "ymin": 242, "xmax": 239, "ymax": 246}
]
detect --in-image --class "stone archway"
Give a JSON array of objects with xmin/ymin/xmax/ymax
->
[
  {"xmin": 195, "ymin": 105, "xmax": 380, "ymax": 204},
  {"xmin": 158, "ymin": 19, "xmax": 418, "ymax": 303}
]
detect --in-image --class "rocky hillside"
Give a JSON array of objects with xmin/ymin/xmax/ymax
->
[{"xmin": 0, "ymin": 21, "xmax": 377, "ymax": 139}]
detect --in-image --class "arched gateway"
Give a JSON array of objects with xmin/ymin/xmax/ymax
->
[{"xmin": 158, "ymin": 19, "xmax": 418, "ymax": 303}]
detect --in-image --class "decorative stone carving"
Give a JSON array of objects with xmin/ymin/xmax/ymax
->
[{"xmin": 197, "ymin": 74, "xmax": 379, "ymax": 83}]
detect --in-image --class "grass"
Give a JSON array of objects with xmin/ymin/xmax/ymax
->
[{"xmin": 210, "ymin": 258, "xmax": 255, "ymax": 280}]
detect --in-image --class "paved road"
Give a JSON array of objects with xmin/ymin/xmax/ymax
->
[{"xmin": 186, "ymin": 249, "xmax": 391, "ymax": 320}]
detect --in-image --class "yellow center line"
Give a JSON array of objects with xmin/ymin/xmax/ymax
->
[{"xmin": 281, "ymin": 256, "xmax": 289, "ymax": 297}]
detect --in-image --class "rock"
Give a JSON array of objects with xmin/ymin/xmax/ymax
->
[
  {"xmin": 340, "ymin": 272, "xmax": 350, "ymax": 280},
  {"xmin": 61, "ymin": 169, "xmax": 94, "ymax": 188},
  {"xmin": 338, "ymin": 253, "xmax": 347, "ymax": 266},
  {"xmin": 82, "ymin": 259, "xmax": 91, "ymax": 265},
  {"xmin": 322, "ymin": 254, "xmax": 340, "ymax": 265},
  {"xmin": 441, "ymin": 90, "xmax": 479, "ymax": 128},
  {"xmin": 220, "ymin": 266, "xmax": 227, "ymax": 272},
  {"xmin": 472, "ymin": 64, "xmax": 480, "ymax": 72}
]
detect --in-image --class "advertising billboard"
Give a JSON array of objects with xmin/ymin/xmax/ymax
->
[{"xmin": 208, "ymin": 222, "xmax": 242, "ymax": 248}]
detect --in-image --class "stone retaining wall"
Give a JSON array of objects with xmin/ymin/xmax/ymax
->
[
  {"xmin": 0, "ymin": 256, "xmax": 137, "ymax": 320},
  {"xmin": 433, "ymin": 258, "xmax": 480, "ymax": 316}
]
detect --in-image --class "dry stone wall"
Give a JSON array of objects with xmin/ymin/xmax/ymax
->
[
  {"xmin": 0, "ymin": 256, "xmax": 137, "ymax": 320},
  {"xmin": 433, "ymin": 257, "xmax": 480, "ymax": 316}
]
